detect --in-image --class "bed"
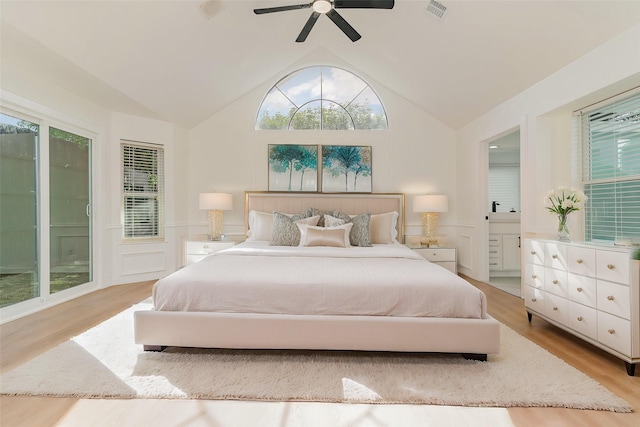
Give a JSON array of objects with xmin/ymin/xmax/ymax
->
[{"xmin": 134, "ymin": 192, "xmax": 500, "ymax": 360}]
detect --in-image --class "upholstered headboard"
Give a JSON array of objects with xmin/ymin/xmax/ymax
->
[{"xmin": 244, "ymin": 191, "xmax": 405, "ymax": 243}]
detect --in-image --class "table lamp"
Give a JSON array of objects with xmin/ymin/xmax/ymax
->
[
  {"xmin": 199, "ymin": 192, "xmax": 232, "ymax": 240},
  {"xmin": 413, "ymin": 194, "xmax": 448, "ymax": 247}
]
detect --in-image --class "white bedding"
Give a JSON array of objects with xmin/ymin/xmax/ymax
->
[{"xmin": 153, "ymin": 242, "xmax": 487, "ymax": 319}]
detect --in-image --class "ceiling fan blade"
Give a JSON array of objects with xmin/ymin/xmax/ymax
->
[
  {"xmin": 254, "ymin": 3, "xmax": 311, "ymax": 14},
  {"xmin": 296, "ymin": 12, "xmax": 321, "ymax": 42},
  {"xmin": 326, "ymin": 9, "xmax": 361, "ymax": 42},
  {"xmin": 334, "ymin": 0, "xmax": 394, "ymax": 9}
]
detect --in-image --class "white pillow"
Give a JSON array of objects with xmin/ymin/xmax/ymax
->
[
  {"xmin": 247, "ymin": 210, "xmax": 274, "ymax": 241},
  {"xmin": 370, "ymin": 211, "xmax": 399, "ymax": 244},
  {"xmin": 297, "ymin": 223, "xmax": 353, "ymax": 248}
]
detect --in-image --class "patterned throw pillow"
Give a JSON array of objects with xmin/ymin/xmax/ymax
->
[
  {"xmin": 270, "ymin": 212, "xmax": 318, "ymax": 246},
  {"xmin": 306, "ymin": 207, "xmax": 334, "ymax": 227},
  {"xmin": 331, "ymin": 211, "xmax": 372, "ymax": 247}
]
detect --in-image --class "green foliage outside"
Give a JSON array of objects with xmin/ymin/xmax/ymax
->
[
  {"xmin": 258, "ymin": 102, "xmax": 387, "ymax": 130},
  {"xmin": 0, "ymin": 121, "xmax": 89, "ymax": 147}
]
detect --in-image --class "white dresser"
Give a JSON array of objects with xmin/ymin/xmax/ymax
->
[
  {"xmin": 184, "ymin": 240, "xmax": 235, "ymax": 266},
  {"xmin": 524, "ymin": 238, "xmax": 640, "ymax": 376},
  {"xmin": 408, "ymin": 246, "xmax": 457, "ymax": 274}
]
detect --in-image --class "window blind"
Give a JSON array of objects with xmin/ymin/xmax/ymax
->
[
  {"xmin": 488, "ymin": 166, "xmax": 520, "ymax": 213},
  {"xmin": 121, "ymin": 141, "xmax": 164, "ymax": 240},
  {"xmin": 580, "ymin": 92, "xmax": 640, "ymax": 244}
]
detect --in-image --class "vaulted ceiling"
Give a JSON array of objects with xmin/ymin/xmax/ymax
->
[{"xmin": 1, "ymin": 1, "xmax": 639, "ymax": 130}]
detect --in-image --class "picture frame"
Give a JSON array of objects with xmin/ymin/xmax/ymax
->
[
  {"xmin": 268, "ymin": 144, "xmax": 319, "ymax": 192},
  {"xmin": 321, "ymin": 145, "xmax": 372, "ymax": 193}
]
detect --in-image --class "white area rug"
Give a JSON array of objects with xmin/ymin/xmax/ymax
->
[{"xmin": 0, "ymin": 300, "xmax": 632, "ymax": 412}]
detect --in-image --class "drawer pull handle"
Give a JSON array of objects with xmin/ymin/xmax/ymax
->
[
  {"xmin": 532, "ymin": 274, "xmax": 538, "ymax": 279},
  {"xmin": 552, "ymin": 306, "xmax": 559, "ymax": 311},
  {"xmin": 607, "ymin": 295, "xmax": 615, "ymax": 301},
  {"xmin": 577, "ymin": 316, "xmax": 583, "ymax": 321},
  {"xmin": 552, "ymin": 254, "xmax": 558, "ymax": 259},
  {"xmin": 576, "ymin": 259, "xmax": 583, "ymax": 264},
  {"xmin": 530, "ymin": 251, "xmax": 536, "ymax": 255},
  {"xmin": 553, "ymin": 280, "xmax": 558, "ymax": 285},
  {"xmin": 531, "ymin": 298, "xmax": 537, "ymax": 302},
  {"xmin": 607, "ymin": 264, "xmax": 615, "ymax": 270},
  {"xmin": 608, "ymin": 329, "xmax": 615, "ymax": 335},
  {"xmin": 577, "ymin": 287, "xmax": 583, "ymax": 292}
]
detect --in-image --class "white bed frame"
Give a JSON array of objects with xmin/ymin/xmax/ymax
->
[{"xmin": 134, "ymin": 192, "xmax": 500, "ymax": 359}]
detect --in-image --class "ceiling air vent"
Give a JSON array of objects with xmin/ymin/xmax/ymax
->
[{"xmin": 427, "ymin": 0, "xmax": 447, "ymax": 19}]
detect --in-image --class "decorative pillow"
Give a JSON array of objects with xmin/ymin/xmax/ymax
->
[
  {"xmin": 323, "ymin": 214, "xmax": 346, "ymax": 228},
  {"xmin": 370, "ymin": 211, "xmax": 399, "ymax": 244},
  {"xmin": 247, "ymin": 210, "xmax": 274, "ymax": 241},
  {"xmin": 297, "ymin": 223, "xmax": 353, "ymax": 248},
  {"xmin": 331, "ymin": 211, "xmax": 372, "ymax": 247},
  {"xmin": 270, "ymin": 212, "xmax": 319, "ymax": 246},
  {"xmin": 306, "ymin": 207, "xmax": 334, "ymax": 227}
]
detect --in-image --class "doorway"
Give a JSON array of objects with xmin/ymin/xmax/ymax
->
[{"xmin": 487, "ymin": 130, "xmax": 521, "ymax": 297}]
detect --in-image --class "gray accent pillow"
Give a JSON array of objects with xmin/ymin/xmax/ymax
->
[
  {"xmin": 332, "ymin": 211, "xmax": 372, "ymax": 247},
  {"xmin": 306, "ymin": 207, "xmax": 334, "ymax": 227},
  {"xmin": 270, "ymin": 211, "xmax": 316, "ymax": 246}
]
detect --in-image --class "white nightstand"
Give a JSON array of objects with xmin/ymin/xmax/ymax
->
[
  {"xmin": 407, "ymin": 246, "xmax": 457, "ymax": 274},
  {"xmin": 184, "ymin": 240, "xmax": 235, "ymax": 266}
]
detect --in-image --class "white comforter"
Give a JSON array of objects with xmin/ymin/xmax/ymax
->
[{"xmin": 152, "ymin": 242, "xmax": 487, "ymax": 319}]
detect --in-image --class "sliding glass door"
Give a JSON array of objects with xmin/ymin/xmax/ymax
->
[
  {"xmin": 0, "ymin": 113, "xmax": 93, "ymax": 309},
  {"xmin": 49, "ymin": 127, "xmax": 92, "ymax": 293},
  {"xmin": 0, "ymin": 114, "xmax": 40, "ymax": 307}
]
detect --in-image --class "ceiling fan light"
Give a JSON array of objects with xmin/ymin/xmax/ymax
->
[{"xmin": 312, "ymin": 0, "xmax": 332, "ymax": 14}]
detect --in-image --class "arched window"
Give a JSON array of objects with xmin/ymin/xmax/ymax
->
[{"xmin": 256, "ymin": 66, "xmax": 388, "ymax": 130}]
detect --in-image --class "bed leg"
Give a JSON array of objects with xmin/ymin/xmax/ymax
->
[
  {"xmin": 462, "ymin": 353, "xmax": 487, "ymax": 362},
  {"xmin": 527, "ymin": 312, "xmax": 533, "ymax": 322},
  {"xmin": 143, "ymin": 345, "xmax": 167, "ymax": 352}
]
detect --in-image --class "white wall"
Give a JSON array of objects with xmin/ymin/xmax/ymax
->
[
  {"xmin": 456, "ymin": 23, "xmax": 640, "ymax": 282},
  {"xmin": 188, "ymin": 50, "xmax": 458, "ymax": 244}
]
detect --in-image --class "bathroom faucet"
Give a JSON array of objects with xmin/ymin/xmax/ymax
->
[{"xmin": 492, "ymin": 201, "xmax": 500, "ymax": 212}]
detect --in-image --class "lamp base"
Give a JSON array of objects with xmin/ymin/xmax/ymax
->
[
  {"xmin": 421, "ymin": 212, "xmax": 439, "ymax": 247},
  {"xmin": 208, "ymin": 210, "xmax": 224, "ymax": 241}
]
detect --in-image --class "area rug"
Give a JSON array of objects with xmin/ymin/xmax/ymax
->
[{"xmin": 0, "ymin": 299, "xmax": 632, "ymax": 412}]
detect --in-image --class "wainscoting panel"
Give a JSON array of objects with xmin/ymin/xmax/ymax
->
[{"xmin": 121, "ymin": 251, "xmax": 166, "ymax": 277}]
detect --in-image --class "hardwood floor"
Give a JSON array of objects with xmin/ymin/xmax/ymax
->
[{"xmin": 1, "ymin": 278, "xmax": 638, "ymax": 427}]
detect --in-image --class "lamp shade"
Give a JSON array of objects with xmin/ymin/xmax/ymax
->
[
  {"xmin": 199, "ymin": 193, "xmax": 233, "ymax": 211},
  {"xmin": 413, "ymin": 194, "xmax": 448, "ymax": 213}
]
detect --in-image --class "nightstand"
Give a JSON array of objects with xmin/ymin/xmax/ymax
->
[
  {"xmin": 407, "ymin": 246, "xmax": 457, "ymax": 274},
  {"xmin": 184, "ymin": 240, "xmax": 235, "ymax": 266}
]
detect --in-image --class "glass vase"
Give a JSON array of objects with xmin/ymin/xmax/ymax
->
[{"xmin": 557, "ymin": 214, "xmax": 570, "ymax": 242}]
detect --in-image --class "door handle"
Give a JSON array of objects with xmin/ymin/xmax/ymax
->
[{"xmin": 86, "ymin": 204, "xmax": 91, "ymax": 217}]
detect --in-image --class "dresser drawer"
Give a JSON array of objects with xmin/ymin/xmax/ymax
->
[
  {"xmin": 544, "ymin": 292, "xmax": 569, "ymax": 325},
  {"xmin": 567, "ymin": 246, "xmax": 596, "ymax": 276},
  {"xmin": 545, "ymin": 242, "xmax": 568, "ymax": 270},
  {"xmin": 567, "ymin": 301, "xmax": 597, "ymax": 341},
  {"xmin": 597, "ymin": 311, "xmax": 631, "ymax": 356},
  {"xmin": 596, "ymin": 250, "xmax": 630, "ymax": 285},
  {"xmin": 524, "ymin": 285, "xmax": 545, "ymax": 313},
  {"xmin": 597, "ymin": 280, "xmax": 631, "ymax": 320},
  {"xmin": 545, "ymin": 267, "xmax": 568, "ymax": 298},
  {"xmin": 524, "ymin": 263, "xmax": 544, "ymax": 289},
  {"xmin": 524, "ymin": 239, "xmax": 545, "ymax": 265},
  {"xmin": 567, "ymin": 273, "xmax": 596, "ymax": 308}
]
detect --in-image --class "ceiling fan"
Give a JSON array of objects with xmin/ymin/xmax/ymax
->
[{"xmin": 254, "ymin": 0, "xmax": 394, "ymax": 42}]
